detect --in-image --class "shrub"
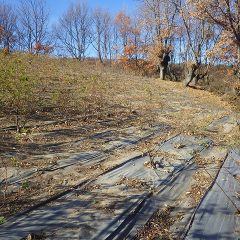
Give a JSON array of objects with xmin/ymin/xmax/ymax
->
[{"xmin": 0, "ymin": 53, "xmax": 40, "ymax": 131}]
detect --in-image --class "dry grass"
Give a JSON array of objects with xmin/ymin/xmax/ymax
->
[
  {"xmin": 116, "ymin": 176, "xmax": 153, "ymax": 191},
  {"xmin": 187, "ymin": 171, "xmax": 212, "ymax": 205},
  {"xmin": 135, "ymin": 206, "xmax": 176, "ymax": 240},
  {"xmin": 0, "ymin": 53, "xmax": 239, "ymax": 221}
]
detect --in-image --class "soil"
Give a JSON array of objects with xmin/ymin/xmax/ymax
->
[{"xmin": 0, "ymin": 64, "xmax": 239, "ymax": 239}]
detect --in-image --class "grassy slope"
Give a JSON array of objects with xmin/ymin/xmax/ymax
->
[{"xmin": 0, "ymin": 53, "xmax": 239, "ymax": 219}]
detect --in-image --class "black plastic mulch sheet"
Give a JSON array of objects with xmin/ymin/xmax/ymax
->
[{"xmin": 186, "ymin": 149, "xmax": 240, "ymax": 240}]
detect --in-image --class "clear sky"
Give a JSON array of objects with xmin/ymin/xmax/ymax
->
[{"xmin": 7, "ymin": 0, "xmax": 137, "ymax": 25}]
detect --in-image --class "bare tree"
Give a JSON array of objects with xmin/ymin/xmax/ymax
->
[
  {"xmin": 111, "ymin": 25, "xmax": 120, "ymax": 61},
  {"xmin": 102, "ymin": 11, "xmax": 113, "ymax": 61},
  {"xmin": 130, "ymin": 17, "xmax": 142, "ymax": 63},
  {"xmin": 92, "ymin": 7, "xmax": 112, "ymax": 63},
  {"xmin": 54, "ymin": 2, "xmax": 92, "ymax": 60},
  {"xmin": 141, "ymin": 0, "xmax": 177, "ymax": 80},
  {"xmin": 189, "ymin": 0, "xmax": 240, "ymax": 78},
  {"xmin": 174, "ymin": 0, "xmax": 218, "ymax": 86},
  {"xmin": 16, "ymin": 0, "xmax": 49, "ymax": 52},
  {"xmin": 115, "ymin": 11, "xmax": 132, "ymax": 49},
  {"xmin": 0, "ymin": 2, "xmax": 17, "ymax": 50}
]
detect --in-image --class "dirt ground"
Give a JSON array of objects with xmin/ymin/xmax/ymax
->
[{"xmin": 0, "ymin": 58, "xmax": 239, "ymax": 239}]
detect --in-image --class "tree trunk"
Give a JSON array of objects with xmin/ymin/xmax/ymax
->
[
  {"xmin": 191, "ymin": 75, "xmax": 198, "ymax": 85},
  {"xmin": 237, "ymin": 45, "xmax": 240, "ymax": 80},
  {"xmin": 159, "ymin": 64, "xmax": 167, "ymax": 80},
  {"xmin": 15, "ymin": 110, "xmax": 20, "ymax": 133},
  {"xmin": 97, "ymin": 32, "xmax": 103, "ymax": 63},
  {"xmin": 185, "ymin": 64, "xmax": 198, "ymax": 87},
  {"xmin": 98, "ymin": 51, "xmax": 103, "ymax": 63},
  {"xmin": 159, "ymin": 53, "xmax": 170, "ymax": 80}
]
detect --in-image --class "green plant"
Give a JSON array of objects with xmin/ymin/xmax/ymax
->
[
  {"xmin": 19, "ymin": 127, "xmax": 31, "ymax": 134},
  {"xmin": 21, "ymin": 181, "xmax": 30, "ymax": 190},
  {"xmin": 0, "ymin": 216, "xmax": 6, "ymax": 225},
  {"xmin": 0, "ymin": 53, "xmax": 38, "ymax": 132},
  {"xmin": 10, "ymin": 157, "xmax": 20, "ymax": 167}
]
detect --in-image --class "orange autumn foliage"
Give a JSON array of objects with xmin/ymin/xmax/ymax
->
[
  {"xmin": 33, "ymin": 42, "xmax": 53, "ymax": 55},
  {"xmin": 115, "ymin": 11, "xmax": 131, "ymax": 36}
]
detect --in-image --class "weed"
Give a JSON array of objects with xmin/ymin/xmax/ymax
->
[
  {"xmin": 10, "ymin": 157, "xmax": 20, "ymax": 168},
  {"xmin": 21, "ymin": 181, "xmax": 30, "ymax": 190},
  {"xmin": 0, "ymin": 216, "xmax": 6, "ymax": 225}
]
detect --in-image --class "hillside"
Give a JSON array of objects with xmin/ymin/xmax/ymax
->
[{"xmin": 0, "ymin": 54, "xmax": 239, "ymax": 239}]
